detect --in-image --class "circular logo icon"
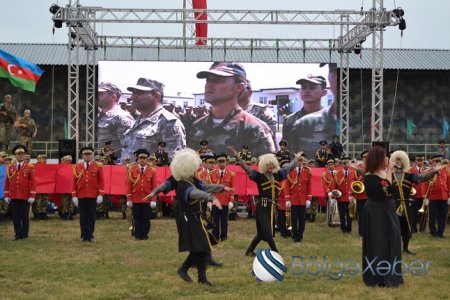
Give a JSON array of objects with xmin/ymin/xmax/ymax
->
[{"xmin": 252, "ymin": 249, "xmax": 287, "ymax": 282}]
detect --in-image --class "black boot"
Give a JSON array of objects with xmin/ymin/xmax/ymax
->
[
  {"xmin": 403, "ymin": 239, "xmax": 415, "ymax": 255},
  {"xmin": 245, "ymin": 236, "xmax": 260, "ymax": 257},
  {"xmin": 177, "ymin": 254, "xmax": 195, "ymax": 283},
  {"xmin": 122, "ymin": 211, "xmax": 126, "ymax": 220},
  {"xmin": 105, "ymin": 212, "xmax": 110, "ymax": 219},
  {"xmin": 206, "ymin": 253, "xmax": 223, "ymax": 267},
  {"xmin": 197, "ymin": 254, "xmax": 214, "ymax": 286}
]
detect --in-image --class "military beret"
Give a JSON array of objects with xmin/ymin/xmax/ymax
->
[
  {"xmin": 279, "ymin": 140, "xmax": 288, "ymax": 146},
  {"xmin": 319, "ymin": 140, "xmax": 328, "ymax": 146},
  {"xmin": 158, "ymin": 141, "xmax": 166, "ymax": 147}
]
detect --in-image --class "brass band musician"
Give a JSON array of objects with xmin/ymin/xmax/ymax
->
[
  {"xmin": 335, "ymin": 157, "xmax": 354, "ymax": 233},
  {"xmin": 315, "ymin": 140, "xmax": 332, "ymax": 167},
  {"xmin": 100, "ymin": 141, "xmax": 117, "ymax": 165}
]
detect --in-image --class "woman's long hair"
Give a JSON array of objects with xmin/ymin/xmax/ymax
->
[{"xmin": 364, "ymin": 146, "xmax": 386, "ymax": 174}]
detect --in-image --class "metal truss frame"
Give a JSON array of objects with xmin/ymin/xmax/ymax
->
[{"xmin": 54, "ymin": 0, "xmax": 398, "ymax": 151}]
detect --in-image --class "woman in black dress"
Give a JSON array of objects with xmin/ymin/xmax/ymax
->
[
  {"xmin": 362, "ymin": 146, "xmax": 404, "ymax": 287},
  {"xmin": 170, "ymin": 148, "xmax": 224, "ymax": 286}
]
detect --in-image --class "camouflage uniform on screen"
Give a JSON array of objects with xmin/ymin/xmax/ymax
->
[
  {"xmin": 97, "ymin": 98, "xmax": 134, "ymax": 163},
  {"xmin": 0, "ymin": 95, "xmax": 17, "ymax": 151},
  {"xmin": 121, "ymin": 106, "xmax": 186, "ymax": 161},
  {"xmin": 16, "ymin": 110, "xmax": 37, "ymax": 155},
  {"xmin": 97, "ymin": 195, "xmax": 111, "ymax": 219},
  {"xmin": 242, "ymin": 102, "xmax": 277, "ymax": 135},
  {"xmin": 32, "ymin": 154, "xmax": 49, "ymax": 220},
  {"xmin": 290, "ymin": 106, "xmax": 336, "ymax": 159},
  {"xmin": 189, "ymin": 106, "xmax": 275, "ymax": 158}
]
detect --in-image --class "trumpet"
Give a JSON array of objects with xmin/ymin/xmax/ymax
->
[
  {"xmin": 349, "ymin": 196, "xmax": 357, "ymax": 219},
  {"xmin": 286, "ymin": 207, "xmax": 292, "ymax": 231},
  {"xmin": 351, "ymin": 181, "xmax": 365, "ymax": 194}
]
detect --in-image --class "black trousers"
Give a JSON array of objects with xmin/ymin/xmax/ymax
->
[
  {"xmin": 212, "ymin": 206, "xmax": 229, "ymax": 240},
  {"xmin": 276, "ymin": 209, "xmax": 290, "ymax": 237},
  {"xmin": 411, "ymin": 198, "xmax": 423, "ymax": 232},
  {"xmin": 429, "ymin": 200, "xmax": 448, "ymax": 235},
  {"xmin": 78, "ymin": 198, "xmax": 97, "ymax": 240},
  {"xmin": 291, "ymin": 205, "xmax": 306, "ymax": 241},
  {"xmin": 337, "ymin": 201, "xmax": 352, "ymax": 232},
  {"xmin": 132, "ymin": 203, "xmax": 151, "ymax": 239},
  {"xmin": 11, "ymin": 200, "xmax": 30, "ymax": 238},
  {"xmin": 356, "ymin": 199, "xmax": 367, "ymax": 236}
]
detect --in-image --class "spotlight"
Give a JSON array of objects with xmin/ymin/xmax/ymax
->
[
  {"xmin": 399, "ymin": 18, "xmax": 406, "ymax": 31},
  {"xmin": 354, "ymin": 43, "xmax": 361, "ymax": 55},
  {"xmin": 393, "ymin": 7, "xmax": 404, "ymax": 18},
  {"xmin": 49, "ymin": 4, "xmax": 63, "ymax": 28}
]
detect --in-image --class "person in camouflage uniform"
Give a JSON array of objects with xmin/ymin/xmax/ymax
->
[
  {"xmin": 238, "ymin": 79, "xmax": 277, "ymax": 142},
  {"xmin": 97, "ymin": 82, "xmax": 134, "ymax": 163},
  {"xmin": 0, "ymin": 151, "xmax": 8, "ymax": 222},
  {"xmin": 189, "ymin": 62, "xmax": 275, "ymax": 157},
  {"xmin": 15, "ymin": 109, "xmax": 37, "ymax": 156},
  {"xmin": 59, "ymin": 155, "xmax": 75, "ymax": 220},
  {"xmin": 120, "ymin": 78, "xmax": 186, "ymax": 162},
  {"xmin": 32, "ymin": 154, "xmax": 50, "ymax": 220},
  {"xmin": 0, "ymin": 95, "xmax": 17, "ymax": 151}
]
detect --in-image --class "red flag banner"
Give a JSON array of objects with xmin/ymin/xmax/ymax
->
[
  {"xmin": 192, "ymin": 0, "xmax": 208, "ymax": 46},
  {"xmin": 35, "ymin": 164, "xmax": 57, "ymax": 194},
  {"xmin": 54, "ymin": 164, "xmax": 74, "ymax": 194},
  {"xmin": 0, "ymin": 48, "xmax": 44, "ymax": 92}
]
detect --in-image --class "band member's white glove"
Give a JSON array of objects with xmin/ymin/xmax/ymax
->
[
  {"xmin": 306, "ymin": 200, "xmax": 311, "ymax": 208},
  {"xmin": 4, "ymin": 197, "xmax": 10, "ymax": 204},
  {"xmin": 96, "ymin": 195, "xmax": 103, "ymax": 204},
  {"xmin": 207, "ymin": 201, "xmax": 213, "ymax": 210},
  {"xmin": 328, "ymin": 192, "xmax": 334, "ymax": 198},
  {"xmin": 150, "ymin": 201, "xmax": 157, "ymax": 208},
  {"xmin": 447, "ymin": 197, "xmax": 450, "ymax": 205},
  {"xmin": 228, "ymin": 202, "xmax": 234, "ymax": 210},
  {"xmin": 27, "ymin": 198, "xmax": 35, "ymax": 204},
  {"xmin": 126, "ymin": 200, "xmax": 133, "ymax": 207},
  {"xmin": 424, "ymin": 199, "xmax": 429, "ymax": 206},
  {"xmin": 72, "ymin": 197, "xmax": 78, "ymax": 207},
  {"xmin": 285, "ymin": 201, "xmax": 291, "ymax": 208}
]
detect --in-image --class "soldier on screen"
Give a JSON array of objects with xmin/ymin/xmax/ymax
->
[
  {"xmin": 188, "ymin": 62, "xmax": 275, "ymax": 157},
  {"xmin": 121, "ymin": 78, "xmax": 186, "ymax": 162}
]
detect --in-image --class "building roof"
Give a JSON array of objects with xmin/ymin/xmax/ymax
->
[{"xmin": 1, "ymin": 43, "xmax": 449, "ymax": 70}]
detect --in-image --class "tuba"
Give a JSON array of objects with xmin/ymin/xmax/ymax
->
[
  {"xmin": 349, "ymin": 196, "xmax": 357, "ymax": 219},
  {"xmin": 286, "ymin": 207, "xmax": 292, "ymax": 231},
  {"xmin": 351, "ymin": 181, "xmax": 365, "ymax": 194}
]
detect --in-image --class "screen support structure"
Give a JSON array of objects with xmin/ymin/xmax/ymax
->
[{"xmin": 53, "ymin": 0, "xmax": 398, "ymax": 154}]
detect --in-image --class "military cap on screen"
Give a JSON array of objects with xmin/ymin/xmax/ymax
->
[
  {"xmin": 105, "ymin": 140, "xmax": 112, "ymax": 145},
  {"xmin": 13, "ymin": 144, "xmax": 27, "ymax": 154},
  {"xmin": 79, "ymin": 146, "xmax": 94, "ymax": 155},
  {"xmin": 279, "ymin": 140, "xmax": 288, "ymax": 146},
  {"xmin": 135, "ymin": 149, "xmax": 150, "ymax": 158},
  {"xmin": 98, "ymin": 82, "xmax": 122, "ymax": 97},
  {"xmin": 127, "ymin": 78, "xmax": 164, "ymax": 92},
  {"xmin": 200, "ymin": 140, "xmax": 208, "ymax": 146},
  {"xmin": 197, "ymin": 62, "xmax": 247, "ymax": 82},
  {"xmin": 216, "ymin": 153, "xmax": 227, "ymax": 161},
  {"xmin": 296, "ymin": 75, "xmax": 327, "ymax": 88},
  {"xmin": 242, "ymin": 145, "xmax": 249, "ymax": 149},
  {"xmin": 319, "ymin": 140, "xmax": 328, "ymax": 146},
  {"xmin": 158, "ymin": 141, "xmax": 167, "ymax": 147},
  {"xmin": 326, "ymin": 158, "xmax": 335, "ymax": 164},
  {"xmin": 430, "ymin": 154, "xmax": 443, "ymax": 161}
]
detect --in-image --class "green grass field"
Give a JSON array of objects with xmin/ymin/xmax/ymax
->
[{"xmin": 0, "ymin": 212, "xmax": 449, "ymax": 300}]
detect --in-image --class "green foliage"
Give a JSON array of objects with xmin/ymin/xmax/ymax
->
[{"xmin": 0, "ymin": 213, "xmax": 448, "ymax": 299}]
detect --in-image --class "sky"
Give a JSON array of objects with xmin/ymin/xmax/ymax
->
[{"xmin": 0, "ymin": 0, "xmax": 449, "ymax": 49}]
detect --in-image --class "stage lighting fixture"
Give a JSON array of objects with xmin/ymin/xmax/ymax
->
[
  {"xmin": 354, "ymin": 44, "xmax": 361, "ymax": 55},
  {"xmin": 49, "ymin": 4, "xmax": 63, "ymax": 28},
  {"xmin": 49, "ymin": 4, "xmax": 60, "ymax": 14},
  {"xmin": 399, "ymin": 19, "xmax": 406, "ymax": 31},
  {"xmin": 393, "ymin": 7, "xmax": 404, "ymax": 18}
]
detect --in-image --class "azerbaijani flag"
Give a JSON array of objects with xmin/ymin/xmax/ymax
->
[{"xmin": 0, "ymin": 48, "xmax": 44, "ymax": 92}]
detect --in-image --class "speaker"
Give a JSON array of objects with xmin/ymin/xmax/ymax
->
[
  {"xmin": 371, "ymin": 141, "xmax": 390, "ymax": 154},
  {"xmin": 58, "ymin": 139, "xmax": 76, "ymax": 162}
]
